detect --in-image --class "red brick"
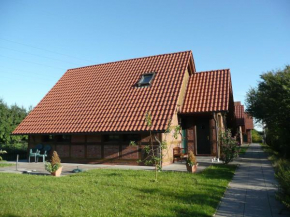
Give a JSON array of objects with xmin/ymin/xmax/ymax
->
[
  {"xmin": 87, "ymin": 145, "xmax": 102, "ymax": 158},
  {"xmin": 71, "ymin": 145, "xmax": 85, "ymax": 158}
]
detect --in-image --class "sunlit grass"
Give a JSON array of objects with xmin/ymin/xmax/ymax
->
[
  {"xmin": 0, "ymin": 162, "xmax": 13, "ymax": 167},
  {"xmin": 0, "ymin": 165, "xmax": 236, "ymax": 217}
]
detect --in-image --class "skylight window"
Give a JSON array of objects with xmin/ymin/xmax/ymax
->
[{"xmin": 137, "ymin": 73, "xmax": 155, "ymax": 87}]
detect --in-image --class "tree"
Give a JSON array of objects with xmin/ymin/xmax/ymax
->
[
  {"xmin": 130, "ymin": 111, "xmax": 175, "ymax": 181},
  {"xmin": 252, "ymin": 129, "xmax": 262, "ymax": 143},
  {"xmin": 246, "ymin": 65, "xmax": 290, "ymax": 156},
  {"xmin": 0, "ymin": 98, "xmax": 29, "ymax": 145}
]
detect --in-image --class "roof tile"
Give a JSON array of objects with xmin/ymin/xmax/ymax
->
[
  {"xmin": 235, "ymin": 102, "xmax": 245, "ymax": 126},
  {"xmin": 181, "ymin": 69, "xmax": 231, "ymax": 113},
  {"xmin": 13, "ymin": 51, "xmax": 192, "ymax": 134}
]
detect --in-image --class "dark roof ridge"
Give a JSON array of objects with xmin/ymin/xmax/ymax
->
[{"xmin": 67, "ymin": 50, "xmax": 192, "ymax": 71}]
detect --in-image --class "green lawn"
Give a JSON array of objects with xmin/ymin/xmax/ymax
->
[
  {"xmin": 0, "ymin": 162, "xmax": 13, "ymax": 167},
  {"xmin": 0, "ymin": 165, "xmax": 236, "ymax": 217}
]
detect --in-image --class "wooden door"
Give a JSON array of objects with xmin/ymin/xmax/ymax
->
[
  {"xmin": 196, "ymin": 119, "xmax": 211, "ymax": 154},
  {"xmin": 186, "ymin": 127, "xmax": 195, "ymax": 154}
]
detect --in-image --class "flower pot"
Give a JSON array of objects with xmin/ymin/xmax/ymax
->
[
  {"xmin": 51, "ymin": 166, "xmax": 63, "ymax": 177},
  {"xmin": 186, "ymin": 163, "xmax": 198, "ymax": 173}
]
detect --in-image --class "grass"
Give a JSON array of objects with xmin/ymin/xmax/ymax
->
[
  {"xmin": 238, "ymin": 144, "xmax": 249, "ymax": 155},
  {"xmin": 0, "ymin": 162, "xmax": 13, "ymax": 167},
  {"xmin": 0, "ymin": 165, "xmax": 236, "ymax": 217}
]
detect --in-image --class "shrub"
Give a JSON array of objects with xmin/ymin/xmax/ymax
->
[
  {"xmin": 0, "ymin": 143, "xmax": 27, "ymax": 160},
  {"xmin": 275, "ymin": 159, "xmax": 290, "ymax": 209},
  {"xmin": 252, "ymin": 129, "xmax": 262, "ymax": 143},
  {"xmin": 0, "ymin": 149, "xmax": 7, "ymax": 161},
  {"xmin": 45, "ymin": 151, "xmax": 61, "ymax": 173},
  {"xmin": 186, "ymin": 150, "xmax": 197, "ymax": 166},
  {"xmin": 220, "ymin": 130, "xmax": 239, "ymax": 164}
]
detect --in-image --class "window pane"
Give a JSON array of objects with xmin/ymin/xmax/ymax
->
[
  {"xmin": 56, "ymin": 135, "xmax": 71, "ymax": 142},
  {"xmin": 142, "ymin": 75, "xmax": 153, "ymax": 84},
  {"xmin": 104, "ymin": 135, "xmax": 121, "ymax": 142},
  {"xmin": 138, "ymin": 73, "xmax": 154, "ymax": 85}
]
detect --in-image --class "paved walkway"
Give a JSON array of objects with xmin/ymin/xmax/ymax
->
[{"xmin": 215, "ymin": 143, "xmax": 290, "ymax": 217}]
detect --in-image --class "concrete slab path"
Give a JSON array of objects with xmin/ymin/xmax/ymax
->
[{"xmin": 215, "ymin": 143, "xmax": 290, "ymax": 217}]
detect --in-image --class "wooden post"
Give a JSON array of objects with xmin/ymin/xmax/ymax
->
[{"xmin": 16, "ymin": 154, "xmax": 19, "ymax": 171}]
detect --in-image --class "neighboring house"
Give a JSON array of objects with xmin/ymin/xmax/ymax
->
[
  {"xmin": 234, "ymin": 102, "xmax": 245, "ymax": 144},
  {"xmin": 244, "ymin": 112, "xmax": 254, "ymax": 143},
  {"xmin": 13, "ymin": 51, "xmax": 235, "ymax": 165},
  {"xmin": 234, "ymin": 101, "xmax": 254, "ymax": 144}
]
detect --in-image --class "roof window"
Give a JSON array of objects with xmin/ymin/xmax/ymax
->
[{"xmin": 137, "ymin": 73, "xmax": 155, "ymax": 87}]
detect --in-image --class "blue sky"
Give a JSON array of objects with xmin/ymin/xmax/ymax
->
[{"xmin": 0, "ymin": 0, "xmax": 289, "ymax": 110}]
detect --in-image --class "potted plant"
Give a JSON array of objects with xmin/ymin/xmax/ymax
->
[
  {"xmin": 186, "ymin": 150, "xmax": 198, "ymax": 173},
  {"xmin": 45, "ymin": 151, "xmax": 63, "ymax": 177}
]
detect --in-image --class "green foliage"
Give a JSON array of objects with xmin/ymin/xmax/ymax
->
[
  {"xmin": 220, "ymin": 130, "xmax": 239, "ymax": 164},
  {"xmin": 246, "ymin": 65, "xmax": 290, "ymax": 157},
  {"xmin": 252, "ymin": 129, "xmax": 262, "ymax": 143},
  {"xmin": 186, "ymin": 150, "xmax": 197, "ymax": 166},
  {"xmin": 45, "ymin": 151, "xmax": 61, "ymax": 173},
  {"xmin": 173, "ymin": 125, "xmax": 181, "ymax": 139},
  {"xmin": 238, "ymin": 145, "xmax": 249, "ymax": 155},
  {"xmin": 276, "ymin": 160, "xmax": 290, "ymax": 209},
  {"xmin": 0, "ymin": 165, "xmax": 236, "ymax": 216},
  {"xmin": 0, "ymin": 98, "xmax": 29, "ymax": 145},
  {"xmin": 0, "ymin": 150, "xmax": 7, "ymax": 154},
  {"xmin": 145, "ymin": 111, "xmax": 152, "ymax": 128},
  {"xmin": 129, "ymin": 141, "xmax": 136, "ymax": 146},
  {"xmin": 0, "ymin": 163, "xmax": 13, "ymax": 167},
  {"xmin": 130, "ymin": 111, "xmax": 173, "ymax": 181},
  {"xmin": 45, "ymin": 162, "xmax": 61, "ymax": 173},
  {"xmin": 0, "ymin": 149, "xmax": 7, "ymax": 161},
  {"xmin": 261, "ymin": 143, "xmax": 290, "ymax": 211},
  {"xmin": 0, "ymin": 142, "xmax": 28, "ymax": 160}
]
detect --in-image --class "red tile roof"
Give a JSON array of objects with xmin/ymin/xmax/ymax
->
[
  {"xmin": 244, "ymin": 112, "xmax": 254, "ymax": 130},
  {"xmin": 13, "ymin": 51, "xmax": 194, "ymax": 135},
  {"xmin": 181, "ymin": 69, "xmax": 232, "ymax": 113},
  {"xmin": 234, "ymin": 102, "xmax": 245, "ymax": 126}
]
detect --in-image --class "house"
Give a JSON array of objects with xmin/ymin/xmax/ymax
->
[
  {"xmin": 13, "ymin": 51, "xmax": 235, "ymax": 165},
  {"xmin": 244, "ymin": 112, "xmax": 254, "ymax": 143},
  {"xmin": 234, "ymin": 101, "xmax": 254, "ymax": 144}
]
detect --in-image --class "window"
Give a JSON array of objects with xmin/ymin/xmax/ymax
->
[
  {"xmin": 137, "ymin": 73, "xmax": 155, "ymax": 87},
  {"xmin": 56, "ymin": 135, "xmax": 71, "ymax": 142},
  {"xmin": 42, "ymin": 135, "xmax": 54, "ymax": 142},
  {"xmin": 123, "ymin": 134, "xmax": 141, "ymax": 142},
  {"xmin": 104, "ymin": 135, "xmax": 120, "ymax": 142}
]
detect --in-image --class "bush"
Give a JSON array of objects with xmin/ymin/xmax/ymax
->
[
  {"xmin": 45, "ymin": 151, "xmax": 61, "ymax": 173},
  {"xmin": 0, "ymin": 143, "xmax": 28, "ymax": 160},
  {"xmin": 252, "ymin": 129, "xmax": 262, "ymax": 143},
  {"xmin": 220, "ymin": 130, "xmax": 239, "ymax": 164},
  {"xmin": 246, "ymin": 65, "xmax": 290, "ymax": 158},
  {"xmin": 276, "ymin": 159, "xmax": 290, "ymax": 209},
  {"xmin": 0, "ymin": 149, "xmax": 7, "ymax": 161},
  {"xmin": 186, "ymin": 150, "xmax": 197, "ymax": 166}
]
